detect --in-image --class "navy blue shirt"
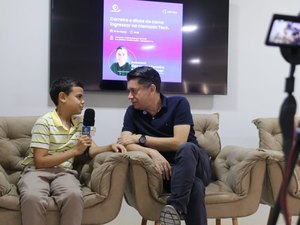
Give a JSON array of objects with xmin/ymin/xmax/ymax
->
[{"xmin": 122, "ymin": 94, "xmax": 198, "ymax": 162}]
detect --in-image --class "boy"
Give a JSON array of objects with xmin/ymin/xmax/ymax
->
[{"xmin": 18, "ymin": 77, "xmax": 125, "ymax": 225}]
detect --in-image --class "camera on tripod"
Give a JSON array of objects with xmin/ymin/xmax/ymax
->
[
  {"xmin": 264, "ymin": 13, "xmax": 300, "ymax": 225},
  {"xmin": 266, "ymin": 14, "xmax": 300, "ymax": 65}
]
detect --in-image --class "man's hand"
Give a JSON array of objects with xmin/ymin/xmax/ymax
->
[
  {"xmin": 148, "ymin": 149, "xmax": 172, "ymax": 180},
  {"xmin": 74, "ymin": 135, "xmax": 92, "ymax": 156}
]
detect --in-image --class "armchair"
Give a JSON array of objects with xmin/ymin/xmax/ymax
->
[
  {"xmin": 252, "ymin": 117, "xmax": 300, "ymax": 222},
  {"xmin": 0, "ymin": 116, "xmax": 129, "ymax": 225},
  {"xmin": 124, "ymin": 113, "xmax": 267, "ymax": 225}
]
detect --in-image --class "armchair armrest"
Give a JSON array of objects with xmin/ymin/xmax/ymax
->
[
  {"xmin": 126, "ymin": 151, "xmax": 165, "ymax": 204},
  {"xmin": 258, "ymin": 148, "xmax": 300, "ymax": 166},
  {"xmin": 259, "ymin": 148, "xmax": 300, "ymax": 198},
  {"xmin": 214, "ymin": 146, "xmax": 267, "ymax": 196},
  {"xmin": 258, "ymin": 148, "xmax": 286, "ymax": 161},
  {"xmin": 0, "ymin": 165, "xmax": 12, "ymax": 196},
  {"xmin": 90, "ymin": 152, "xmax": 129, "ymax": 196}
]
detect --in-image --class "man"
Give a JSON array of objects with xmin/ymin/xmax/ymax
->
[
  {"xmin": 118, "ymin": 66, "xmax": 211, "ymax": 225},
  {"xmin": 110, "ymin": 46, "xmax": 132, "ymax": 76}
]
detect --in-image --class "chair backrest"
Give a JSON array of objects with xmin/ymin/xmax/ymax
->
[
  {"xmin": 0, "ymin": 116, "xmax": 38, "ymax": 182},
  {"xmin": 253, "ymin": 117, "xmax": 300, "ymax": 200},
  {"xmin": 252, "ymin": 117, "xmax": 300, "ymax": 151},
  {"xmin": 193, "ymin": 113, "xmax": 221, "ymax": 160},
  {"xmin": 252, "ymin": 117, "xmax": 284, "ymax": 151}
]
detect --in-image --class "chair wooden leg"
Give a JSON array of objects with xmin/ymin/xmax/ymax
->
[
  {"xmin": 267, "ymin": 207, "xmax": 275, "ymax": 225},
  {"xmin": 141, "ymin": 218, "xmax": 147, "ymax": 225},
  {"xmin": 141, "ymin": 218, "xmax": 160, "ymax": 225},
  {"xmin": 232, "ymin": 218, "xmax": 238, "ymax": 225},
  {"xmin": 215, "ymin": 217, "xmax": 237, "ymax": 225}
]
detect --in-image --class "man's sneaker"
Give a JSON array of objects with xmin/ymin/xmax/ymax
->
[{"xmin": 160, "ymin": 205, "xmax": 181, "ymax": 225}]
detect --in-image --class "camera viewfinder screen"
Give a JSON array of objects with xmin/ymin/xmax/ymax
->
[{"xmin": 266, "ymin": 15, "xmax": 300, "ymax": 47}]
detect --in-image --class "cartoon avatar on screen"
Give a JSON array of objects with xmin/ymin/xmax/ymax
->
[{"xmin": 110, "ymin": 46, "xmax": 132, "ymax": 76}]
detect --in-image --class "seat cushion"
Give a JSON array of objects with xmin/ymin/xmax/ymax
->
[{"xmin": 205, "ymin": 180, "xmax": 241, "ymax": 203}]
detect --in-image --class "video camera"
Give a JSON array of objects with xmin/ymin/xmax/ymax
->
[{"xmin": 266, "ymin": 14, "xmax": 300, "ymax": 65}]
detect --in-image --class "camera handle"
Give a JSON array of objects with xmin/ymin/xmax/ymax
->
[{"xmin": 280, "ymin": 47, "xmax": 300, "ymax": 65}]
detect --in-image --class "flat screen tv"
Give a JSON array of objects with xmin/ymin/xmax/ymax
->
[{"xmin": 50, "ymin": 0, "xmax": 229, "ymax": 95}]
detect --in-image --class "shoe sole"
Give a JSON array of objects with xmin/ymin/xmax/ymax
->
[{"xmin": 160, "ymin": 205, "xmax": 181, "ymax": 225}]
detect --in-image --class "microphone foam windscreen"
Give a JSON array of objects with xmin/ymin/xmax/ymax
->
[{"xmin": 83, "ymin": 108, "xmax": 95, "ymax": 126}]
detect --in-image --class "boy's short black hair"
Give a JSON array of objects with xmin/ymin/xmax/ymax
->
[
  {"xmin": 127, "ymin": 66, "xmax": 161, "ymax": 92},
  {"xmin": 50, "ymin": 77, "xmax": 84, "ymax": 106}
]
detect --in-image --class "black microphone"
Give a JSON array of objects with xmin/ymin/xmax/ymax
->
[
  {"xmin": 81, "ymin": 108, "xmax": 95, "ymax": 159},
  {"xmin": 74, "ymin": 108, "xmax": 95, "ymax": 179},
  {"xmin": 82, "ymin": 108, "xmax": 95, "ymax": 136}
]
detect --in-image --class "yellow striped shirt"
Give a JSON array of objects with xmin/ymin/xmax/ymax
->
[{"xmin": 21, "ymin": 110, "xmax": 82, "ymax": 169}]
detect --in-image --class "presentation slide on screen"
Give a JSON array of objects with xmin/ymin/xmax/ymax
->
[{"xmin": 102, "ymin": 0, "xmax": 183, "ymax": 82}]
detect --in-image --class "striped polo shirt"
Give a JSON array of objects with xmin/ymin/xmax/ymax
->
[{"xmin": 21, "ymin": 110, "xmax": 82, "ymax": 169}]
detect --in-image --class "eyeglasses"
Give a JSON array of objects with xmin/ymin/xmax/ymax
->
[{"xmin": 127, "ymin": 86, "xmax": 149, "ymax": 96}]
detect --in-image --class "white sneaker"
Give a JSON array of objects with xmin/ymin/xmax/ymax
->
[{"xmin": 160, "ymin": 205, "xmax": 181, "ymax": 225}]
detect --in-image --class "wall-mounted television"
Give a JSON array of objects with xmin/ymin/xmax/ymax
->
[{"xmin": 50, "ymin": 0, "xmax": 229, "ymax": 95}]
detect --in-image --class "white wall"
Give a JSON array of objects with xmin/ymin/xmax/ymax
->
[{"xmin": 1, "ymin": 0, "xmax": 300, "ymax": 224}]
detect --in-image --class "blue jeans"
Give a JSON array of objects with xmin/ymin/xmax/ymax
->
[{"xmin": 165, "ymin": 142, "xmax": 211, "ymax": 225}]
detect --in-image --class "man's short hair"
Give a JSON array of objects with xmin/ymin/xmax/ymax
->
[
  {"xmin": 127, "ymin": 66, "xmax": 161, "ymax": 92},
  {"xmin": 50, "ymin": 77, "xmax": 84, "ymax": 106}
]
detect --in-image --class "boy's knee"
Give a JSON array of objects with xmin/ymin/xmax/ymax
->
[
  {"xmin": 63, "ymin": 189, "xmax": 83, "ymax": 203},
  {"xmin": 21, "ymin": 191, "xmax": 48, "ymax": 207}
]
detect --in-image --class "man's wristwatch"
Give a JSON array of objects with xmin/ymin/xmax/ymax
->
[{"xmin": 139, "ymin": 135, "xmax": 147, "ymax": 146}]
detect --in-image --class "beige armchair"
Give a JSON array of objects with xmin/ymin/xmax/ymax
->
[
  {"xmin": 253, "ymin": 117, "xmax": 300, "ymax": 222},
  {"xmin": 0, "ymin": 116, "xmax": 129, "ymax": 225},
  {"xmin": 124, "ymin": 113, "xmax": 267, "ymax": 225}
]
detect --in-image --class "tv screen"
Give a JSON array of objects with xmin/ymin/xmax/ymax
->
[{"xmin": 50, "ymin": 0, "xmax": 229, "ymax": 95}]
